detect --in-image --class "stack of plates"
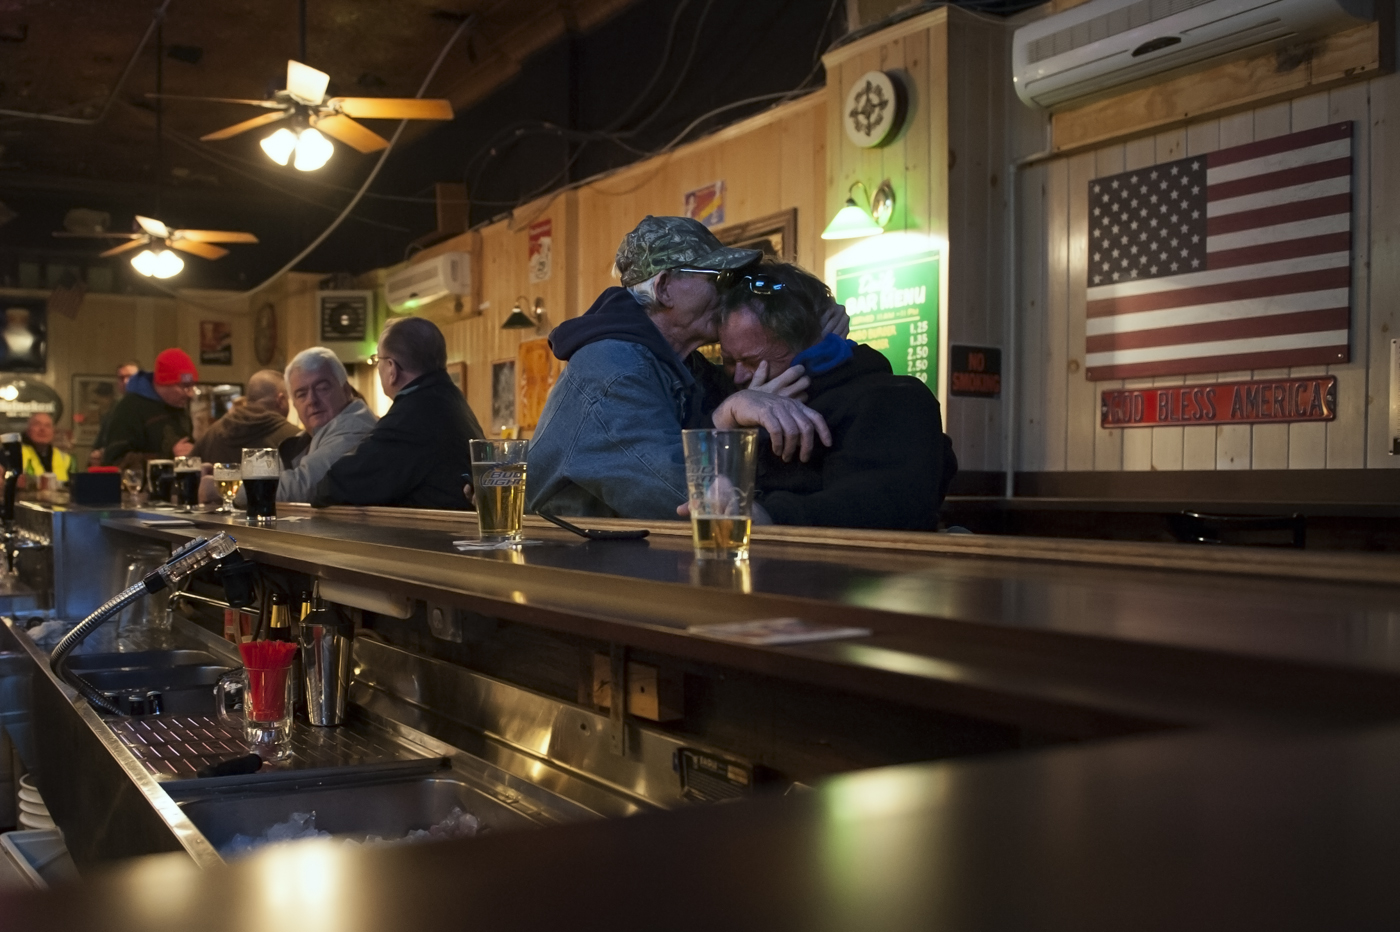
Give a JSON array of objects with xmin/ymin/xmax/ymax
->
[{"xmin": 16, "ymin": 775, "xmax": 54, "ymax": 832}]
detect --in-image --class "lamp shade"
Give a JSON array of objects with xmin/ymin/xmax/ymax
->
[
  {"xmin": 821, "ymin": 199, "xmax": 884, "ymax": 240},
  {"xmin": 501, "ymin": 304, "xmax": 537, "ymax": 330}
]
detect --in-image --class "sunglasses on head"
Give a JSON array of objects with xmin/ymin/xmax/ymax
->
[{"xmin": 674, "ymin": 268, "xmax": 786, "ymax": 294}]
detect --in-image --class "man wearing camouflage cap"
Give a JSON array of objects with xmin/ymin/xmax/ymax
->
[{"xmin": 526, "ymin": 216, "xmax": 832, "ymax": 519}]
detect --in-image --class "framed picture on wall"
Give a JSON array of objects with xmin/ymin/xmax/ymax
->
[
  {"xmin": 491, "ymin": 359, "xmax": 516, "ymax": 433},
  {"xmin": 71, "ymin": 374, "xmax": 121, "ymax": 447},
  {"xmin": 0, "ymin": 297, "xmax": 48, "ymax": 373},
  {"xmin": 447, "ymin": 362, "xmax": 468, "ymax": 400},
  {"xmin": 199, "ymin": 320, "xmax": 233, "ymax": 365},
  {"xmin": 714, "ymin": 208, "xmax": 797, "ymax": 262},
  {"xmin": 516, "ymin": 338, "xmax": 559, "ymax": 432}
]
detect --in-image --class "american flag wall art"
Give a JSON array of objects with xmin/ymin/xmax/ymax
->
[{"xmin": 1085, "ymin": 121, "xmax": 1353, "ymax": 381}]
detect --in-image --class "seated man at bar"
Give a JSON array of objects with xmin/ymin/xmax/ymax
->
[
  {"xmin": 312, "ymin": 317, "xmax": 483, "ymax": 510},
  {"xmin": 527, "ymin": 215, "xmax": 833, "ymax": 520},
  {"xmin": 716, "ymin": 262, "xmax": 957, "ymax": 530},
  {"xmin": 191, "ymin": 369, "xmax": 299, "ymax": 464},
  {"xmin": 101, "ymin": 347, "xmax": 198, "ymax": 466}
]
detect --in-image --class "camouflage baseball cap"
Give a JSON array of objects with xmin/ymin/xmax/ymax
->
[{"xmin": 615, "ymin": 216, "xmax": 761, "ymax": 287}]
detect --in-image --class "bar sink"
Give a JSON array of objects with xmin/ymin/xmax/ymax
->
[
  {"xmin": 64, "ymin": 649, "xmax": 235, "ymax": 715},
  {"xmin": 166, "ymin": 765, "xmax": 543, "ymax": 858}
]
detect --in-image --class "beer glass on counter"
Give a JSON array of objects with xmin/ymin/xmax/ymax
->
[
  {"xmin": 469, "ymin": 439, "xmax": 528, "ymax": 542},
  {"xmin": 241, "ymin": 447, "xmax": 279, "ymax": 523},
  {"xmin": 213, "ymin": 463, "xmax": 241, "ymax": 514},
  {"xmin": 146, "ymin": 459, "xmax": 175, "ymax": 507},
  {"xmin": 681, "ymin": 429, "xmax": 758, "ymax": 560},
  {"xmin": 173, "ymin": 455, "xmax": 202, "ymax": 513}
]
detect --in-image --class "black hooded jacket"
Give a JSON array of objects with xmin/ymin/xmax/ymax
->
[
  {"xmin": 755, "ymin": 344, "xmax": 957, "ymax": 530},
  {"xmin": 312, "ymin": 368, "xmax": 484, "ymax": 510}
]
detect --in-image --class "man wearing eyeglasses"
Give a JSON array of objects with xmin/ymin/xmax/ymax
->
[
  {"xmin": 527, "ymin": 215, "xmax": 835, "ymax": 520},
  {"xmin": 312, "ymin": 317, "xmax": 483, "ymax": 510},
  {"xmin": 715, "ymin": 262, "xmax": 957, "ymax": 530}
]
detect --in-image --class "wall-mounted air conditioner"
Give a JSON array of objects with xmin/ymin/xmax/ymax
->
[
  {"xmin": 384, "ymin": 252, "xmax": 471, "ymax": 311},
  {"xmin": 1012, "ymin": 0, "xmax": 1372, "ymax": 111},
  {"xmin": 317, "ymin": 290, "xmax": 376, "ymax": 364}
]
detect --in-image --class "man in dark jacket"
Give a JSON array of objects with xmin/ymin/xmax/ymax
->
[
  {"xmin": 191, "ymin": 369, "xmax": 299, "ymax": 464},
  {"xmin": 312, "ymin": 317, "xmax": 484, "ymax": 510},
  {"xmin": 717, "ymin": 262, "xmax": 958, "ymax": 531},
  {"xmin": 101, "ymin": 348, "xmax": 198, "ymax": 466}
]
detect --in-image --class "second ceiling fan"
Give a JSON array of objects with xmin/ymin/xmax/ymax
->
[{"xmin": 160, "ymin": 59, "xmax": 455, "ymax": 170}]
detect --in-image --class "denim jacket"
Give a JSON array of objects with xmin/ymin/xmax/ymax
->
[{"xmin": 526, "ymin": 339, "xmax": 702, "ymax": 519}]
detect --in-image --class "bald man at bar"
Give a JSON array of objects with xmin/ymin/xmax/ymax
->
[
  {"xmin": 191, "ymin": 369, "xmax": 299, "ymax": 464},
  {"xmin": 312, "ymin": 317, "xmax": 484, "ymax": 510}
]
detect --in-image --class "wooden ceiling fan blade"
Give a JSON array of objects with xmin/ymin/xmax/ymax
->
[
  {"xmin": 169, "ymin": 240, "xmax": 228, "ymax": 260},
  {"xmin": 148, "ymin": 94, "xmax": 284, "ymax": 109},
  {"xmin": 287, "ymin": 59, "xmax": 330, "ymax": 104},
  {"xmin": 311, "ymin": 114, "xmax": 389, "ymax": 153},
  {"xmin": 177, "ymin": 230, "xmax": 259, "ymax": 244},
  {"xmin": 99, "ymin": 239, "xmax": 149, "ymax": 258},
  {"xmin": 52, "ymin": 231, "xmax": 140, "ymax": 239},
  {"xmin": 201, "ymin": 110, "xmax": 290, "ymax": 142},
  {"xmin": 135, "ymin": 216, "xmax": 170, "ymax": 238},
  {"xmin": 331, "ymin": 97, "xmax": 453, "ymax": 121}
]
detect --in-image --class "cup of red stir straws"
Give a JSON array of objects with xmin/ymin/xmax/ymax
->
[{"xmin": 215, "ymin": 640, "xmax": 298, "ymax": 761}]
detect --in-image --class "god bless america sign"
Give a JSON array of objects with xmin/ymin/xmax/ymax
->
[{"xmin": 1101, "ymin": 375, "xmax": 1335, "ymax": 428}]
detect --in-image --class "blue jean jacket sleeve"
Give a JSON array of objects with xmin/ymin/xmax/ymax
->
[{"xmin": 527, "ymin": 341, "xmax": 692, "ymax": 520}]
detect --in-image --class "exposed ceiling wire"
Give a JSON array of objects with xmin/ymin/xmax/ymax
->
[{"xmin": 0, "ymin": 0, "xmax": 175, "ymax": 125}]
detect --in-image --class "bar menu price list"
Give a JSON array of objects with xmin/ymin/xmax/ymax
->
[{"xmin": 834, "ymin": 251, "xmax": 940, "ymax": 386}]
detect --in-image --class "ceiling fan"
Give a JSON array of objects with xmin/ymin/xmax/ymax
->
[
  {"xmin": 54, "ymin": 215, "xmax": 258, "ymax": 279},
  {"xmin": 155, "ymin": 60, "xmax": 454, "ymax": 171}
]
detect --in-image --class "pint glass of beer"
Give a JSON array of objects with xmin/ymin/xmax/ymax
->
[
  {"xmin": 681, "ymin": 429, "xmax": 758, "ymax": 559},
  {"xmin": 241, "ymin": 447, "xmax": 279, "ymax": 523},
  {"xmin": 146, "ymin": 459, "xmax": 175, "ymax": 506},
  {"xmin": 173, "ymin": 455, "xmax": 203, "ymax": 513},
  {"xmin": 469, "ymin": 439, "xmax": 528, "ymax": 542}
]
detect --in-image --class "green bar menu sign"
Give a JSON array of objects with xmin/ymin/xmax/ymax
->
[{"xmin": 834, "ymin": 251, "xmax": 939, "ymax": 387}]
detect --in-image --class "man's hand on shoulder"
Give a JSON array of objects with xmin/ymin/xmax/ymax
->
[
  {"xmin": 713, "ymin": 390, "xmax": 832, "ymax": 463},
  {"xmin": 820, "ymin": 301, "xmax": 850, "ymax": 339}
]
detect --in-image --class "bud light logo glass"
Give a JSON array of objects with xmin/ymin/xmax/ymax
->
[{"xmin": 478, "ymin": 466, "xmax": 523, "ymax": 488}]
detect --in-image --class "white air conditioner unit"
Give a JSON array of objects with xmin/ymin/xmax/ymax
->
[
  {"xmin": 384, "ymin": 251, "xmax": 471, "ymax": 311},
  {"xmin": 1012, "ymin": 0, "xmax": 1372, "ymax": 111}
]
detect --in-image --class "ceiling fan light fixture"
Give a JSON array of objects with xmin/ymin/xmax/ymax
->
[
  {"xmin": 131, "ymin": 248, "xmax": 184, "ymax": 279},
  {"xmin": 260, "ymin": 127, "xmax": 298, "ymax": 166},
  {"xmin": 293, "ymin": 127, "xmax": 334, "ymax": 172}
]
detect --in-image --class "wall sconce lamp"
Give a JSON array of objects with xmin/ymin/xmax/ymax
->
[
  {"xmin": 821, "ymin": 179, "xmax": 896, "ymax": 240},
  {"xmin": 502, "ymin": 296, "xmax": 548, "ymax": 332}
]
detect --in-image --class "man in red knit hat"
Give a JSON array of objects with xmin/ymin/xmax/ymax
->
[{"xmin": 101, "ymin": 347, "xmax": 198, "ymax": 466}]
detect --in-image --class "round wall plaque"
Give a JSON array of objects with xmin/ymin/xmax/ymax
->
[
  {"xmin": 843, "ymin": 70, "xmax": 908, "ymax": 149},
  {"xmin": 254, "ymin": 302, "xmax": 278, "ymax": 366}
]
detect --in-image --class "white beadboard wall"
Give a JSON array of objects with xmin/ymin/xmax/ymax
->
[{"xmin": 1014, "ymin": 71, "xmax": 1400, "ymax": 472}]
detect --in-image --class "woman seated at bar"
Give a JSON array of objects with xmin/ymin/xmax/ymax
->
[{"xmin": 715, "ymin": 261, "xmax": 957, "ymax": 531}]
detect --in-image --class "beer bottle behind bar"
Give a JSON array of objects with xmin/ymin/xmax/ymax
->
[{"xmin": 267, "ymin": 592, "xmax": 293, "ymax": 642}]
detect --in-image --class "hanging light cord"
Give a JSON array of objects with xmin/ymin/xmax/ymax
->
[{"xmin": 0, "ymin": 0, "xmax": 175, "ymax": 125}]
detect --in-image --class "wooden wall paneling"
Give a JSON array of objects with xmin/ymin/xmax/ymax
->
[
  {"xmin": 1042, "ymin": 155, "xmax": 1071, "ymax": 470},
  {"xmin": 1149, "ymin": 127, "xmax": 1188, "ymax": 471},
  {"xmin": 1016, "ymin": 162, "xmax": 1049, "ymax": 472},
  {"xmin": 1366, "ymin": 72, "xmax": 1400, "ymax": 467},
  {"xmin": 1215, "ymin": 109, "xmax": 1257, "ymax": 468},
  {"xmin": 1182, "ymin": 119, "xmax": 1223, "ymax": 471},
  {"xmin": 1249, "ymin": 100, "xmax": 1294, "ymax": 469},
  {"xmin": 1324, "ymin": 81, "xmax": 1371, "ymax": 468},
  {"xmin": 1286, "ymin": 91, "xmax": 1334, "ymax": 468},
  {"xmin": 1064, "ymin": 149, "xmax": 1097, "ymax": 471}
]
